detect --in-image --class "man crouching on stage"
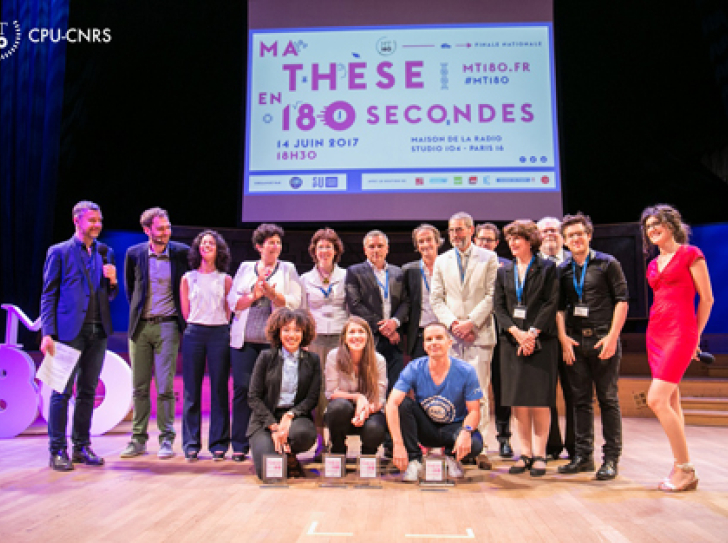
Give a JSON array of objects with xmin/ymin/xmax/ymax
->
[{"xmin": 385, "ymin": 322, "xmax": 484, "ymax": 482}]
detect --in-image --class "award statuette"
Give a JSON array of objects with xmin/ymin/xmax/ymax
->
[
  {"xmin": 320, "ymin": 453, "xmax": 347, "ymax": 487},
  {"xmin": 355, "ymin": 455, "xmax": 382, "ymax": 489},
  {"xmin": 261, "ymin": 453, "xmax": 288, "ymax": 487},
  {"xmin": 420, "ymin": 455, "xmax": 454, "ymax": 490}
]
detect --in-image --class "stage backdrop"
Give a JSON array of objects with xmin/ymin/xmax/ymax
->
[{"xmin": 242, "ymin": 0, "xmax": 563, "ymax": 223}]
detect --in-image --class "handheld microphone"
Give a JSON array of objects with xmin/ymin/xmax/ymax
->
[{"xmin": 98, "ymin": 243, "xmax": 109, "ymax": 265}]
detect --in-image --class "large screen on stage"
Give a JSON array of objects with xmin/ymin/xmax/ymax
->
[{"xmin": 243, "ymin": 0, "xmax": 562, "ymax": 223}]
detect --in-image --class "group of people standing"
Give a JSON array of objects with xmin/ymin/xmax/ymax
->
[{"xmin": 40, "ymin": 203, "xmax": 713, "ymax": 493}]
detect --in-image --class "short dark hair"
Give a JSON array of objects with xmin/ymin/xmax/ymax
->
[
  {"xmin": 252, "ymin": 223, "xmax": 285, "ymax": 248},
  {"xmin": 423, "ymin": 321, "xmax": 451, "ymax": 338},
  {"xmin": 640, "ymin": 204, "xmax": 690, "ymax": 253},
  {"xmin": 503, "ymin": 220, "xmax": 542, "ymax": 251},
  {"xmin": 72, "ymin": 201, "xmax": 101, "ymax": 220},
  {"xmin": 411, "ymin": 224, "xmax": 444, "ymax": 250},
  {"xmin": 309, "ymin": 228, "xmax": 344, "ymax": 264},
  {"xmin": 363, "ymin": 229, "xmax": 388, "ymax": 245},
  {"xmin": 140, "ymin": 207, "xmax": 169, "ymax": 229},
  {"xmin": 561, "ymin": 212, "xmax": 594, "ymax": 236},
  {"xmin": 475, "ymin": 223, "xmax": 500, "ymax": 241},
  {"xmin": 266, "ymin": 308, "xmax": 316, "ymax": 349},
  {"xmin": 188, "ymin": 230, "xmax": 231, "ymax": 272}
]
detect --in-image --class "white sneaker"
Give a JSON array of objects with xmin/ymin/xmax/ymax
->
[
  {"xmin": 402, "ymin": 459, "xmax": 423, "ymax": 482},
  {"xmin": 444, "ymin": 456, "xmax": 464, "ymax": 479},
  {"xmin": 158, "ymin": 441, "xmax": 174, "ymax": 459}
]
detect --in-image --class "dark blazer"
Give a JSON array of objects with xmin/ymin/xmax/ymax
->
[
  {"xmin": 494, "ymin": 255, "xmax": 559, "ymax": 340},
  {"xmin": 124, "ymin": 240, "xmax": 190, "ymax": 339},
  {"xmin": 41, "ymin": 237, "xmax": 117, "ymax": 342},
  {"xmin": 345, "ymin": 261, "xmax": 409, "ymax": 339},
  {"xmin": 247, "ymin": 348, "xmax": 321, "ymax": 437},
  {"xmin": 402, "ymin": 260, "xmax": 425, "ymax": 356}
]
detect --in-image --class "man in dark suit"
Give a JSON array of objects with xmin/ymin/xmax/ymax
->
[
  {"xmin": 121, "ymin": 208, "xmax": 190, "ymax": 459},
  {"xmin": 537, "ymin": 216, "xmax": 575, "ymax": 461},
  {"xmin": 403, "ymin": 224, "xmax": 443, "ymax": 360},
  {"xmin": 41, "ymin": 201, "xmax": 118, "ymax": 471},
  {"xmin": 345, "ymin": 230, "xmax": 409, "ymax": 394}
]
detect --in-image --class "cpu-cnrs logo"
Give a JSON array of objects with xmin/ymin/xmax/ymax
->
[{"xmin": 0, "ymin": 21, "xmax": 22, "ymax": 61}]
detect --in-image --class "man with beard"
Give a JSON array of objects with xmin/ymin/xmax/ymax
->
[
  {"xmin": 431, "ymin": 212, "xmax": 498, "ymax": 469},
  {"xmin": 121, "ymin": 207, "xmax": 190, "ymax": 459},
  {"xmin": 41, "ymin": 201, "xmax": 118, "ymax": 471}
]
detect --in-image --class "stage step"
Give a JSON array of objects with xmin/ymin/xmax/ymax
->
[
  {"xmin": 681, "ymin": 397, "xmax": 728, "ymax": 411},
  {"xmin": 682, "ymin": 409, "xmax": 728, "ymax": 426}
]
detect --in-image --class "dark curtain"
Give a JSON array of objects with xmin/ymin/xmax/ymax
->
[{"xmin": 0, "ymin": 0, "xmax": 69, "ymax": 344}]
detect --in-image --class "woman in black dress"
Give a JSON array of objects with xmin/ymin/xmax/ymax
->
[{"xmin": 494, "ymin": 220, "xmax": 559, "ymax": 477}]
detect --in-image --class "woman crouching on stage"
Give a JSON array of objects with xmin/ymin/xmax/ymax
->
[
  {"xmin": 324, "ymin": 317, "xmax": 387, "ymax": 457},
  {"xmin": 248, "ymin": 308, "xmax": 320, "ymax": 479}
]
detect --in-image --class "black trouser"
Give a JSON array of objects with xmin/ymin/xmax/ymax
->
[
  {"xmin": 376, "ymin": 335, "xmax": 404, "ymax": 397},
  {"xmin": 491, "ymin": 339, "xmax": 511, "ymax": 442},
  {"xmin": 325, "ymin": 399, "xmax": 387, "ymax": 455},
  {"xmin": 230, "ymin": 342, "xmax": 268, "ymax": 454},
  {"xmin": 547, "ymin": 357, "xmax": 575, "ymax": 458},
  {"xmin": 410, "ymin": 328, "xmax": 427, "ymax": 360},
  {"xmin": 249, "ymin": 408, "xmax": 317, "ymax": 479},
  {"xmin": 377, "ymin": 335, "xmax": 404, "ymax": 453},
  {"xmin": 398, "ymin": 397, "xmax": 483, "ymax": 461},
  {"xmin": 565, "ymin": 329, "xmax": 622, "ymax": 461},
  {"xmin": 182, "ymin": 324, "xmax": 230, "ymax": 454}
]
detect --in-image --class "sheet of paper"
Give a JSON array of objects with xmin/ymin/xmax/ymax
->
[{"xmin": 36, "ymin": 342, "xmax": 81, "ymax": 393}]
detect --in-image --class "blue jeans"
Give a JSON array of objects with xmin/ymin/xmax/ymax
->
[
  {"xmin": 181, "ymin": 324, "xmax": 231, "ymax": 454},
  {"xmin": 230, "ymin": 342, "xmax": 267, "ymax": 454},
  {"xmin": 49, "ymin": 323, "xmax": 107, "ymax": 453}
]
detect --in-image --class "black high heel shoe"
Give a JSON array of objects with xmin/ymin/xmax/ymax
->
[
  {"xmin": 530, "ymin": 456, "xmax": 547, "ymax": 477},
  {"xmin": 509, "ymin": 455, "xmax": 533, "ymax": 474}
]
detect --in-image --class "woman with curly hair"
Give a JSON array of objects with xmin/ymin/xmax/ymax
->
[
  {"xmin": 641, "ymin": 204, "xmax": 713, "ymax": 492},
  {"xmin": 324, "ymin": 317, "xmax": 387, "ymax": 457},
  {"xmin": 248, "ymin": 308, "xmax": 320, "ymax": 479},
  {"xmin": 180, "ymin": 230, "xmax": 232, "ymax": 461},
  {"xmin": 228, "ymin": 223, "xmax": 302, "ymax": 462}
]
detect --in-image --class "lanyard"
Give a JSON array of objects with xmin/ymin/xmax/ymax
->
[
  {"xmin": 317, "ymin": 284, "xmax": 333, "ymax": 298},
  {"xmin": 375, "ymin": 268, "xmax": 389, "ymax": 299},
  {"xmin": 514, "ymin": 255, "xmax": 535, "ymax": 305},
  {"xmin": 456, "ymin": 249, "xmax": 467, "ymax": 283},
  {"xmin": 419, "ymin": 260, "xmax": 430, "ymax": 293},
  {"xmin": 572, "ymin": 253, "xmax": 590, "ymax": 302}
]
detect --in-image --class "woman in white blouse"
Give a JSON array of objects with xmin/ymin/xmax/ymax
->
[
  {"xmin": 300, "ymin": 228, "xmax": 348, "ymax": 452},
  {"xmin": 324, "ymin": 317, "xmax": 387, "ymax": 456},
  {"xmin": 227, "ymin": 224, "xmax": 302, "ymax": 462},
  {"xmin": 180, "ymin": 230, "xmax": 233, "ymax": 461}
]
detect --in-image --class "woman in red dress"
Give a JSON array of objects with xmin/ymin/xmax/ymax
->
[{"xmin": 642, "ymin": 204, "xmax": 713, "ymax": 492}]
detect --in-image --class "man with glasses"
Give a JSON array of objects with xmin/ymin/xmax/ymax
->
[
  {"xmin": 473, "ymin": 223, "xmax": 513, "ymax": 457},
  {"xmin": 556, "ymin": 213, "xmax": 628, "ymax": 480},
  {"xmin": 537, "ymin": 216, "xmax": 575, "ymax": 461},
  {"xmin": 431, "ymin": 212, "xmax": 498, "ymax": 469}
]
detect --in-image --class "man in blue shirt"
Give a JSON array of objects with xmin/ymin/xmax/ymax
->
[{"xmin": 385, "ymin": 322, "xmax": 483, "ymax": 482}]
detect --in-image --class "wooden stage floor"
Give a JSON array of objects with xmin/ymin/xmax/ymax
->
[{"xmin": 1, "ymin": 417, "xmax": 727, "ymax": 543}]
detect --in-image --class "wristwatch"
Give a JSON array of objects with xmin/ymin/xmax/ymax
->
[
  {"xmin": 462, "ymin": 425, "xmax": 474, "ymax": 433},
  {"xmin": 528, "ymin": 327, "xmax": 539, "ymax": 336}
]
